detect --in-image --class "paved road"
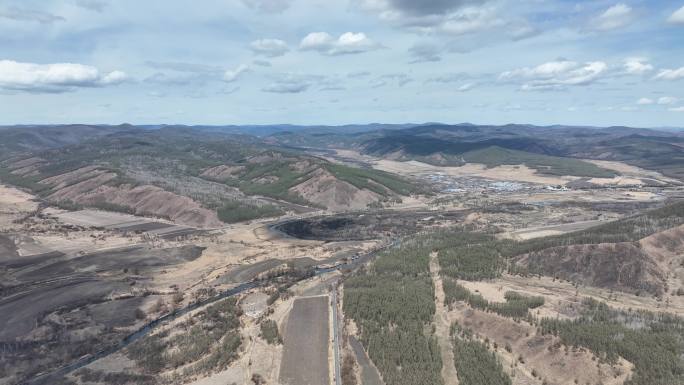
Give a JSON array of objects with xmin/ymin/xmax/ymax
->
[{"xmin": 331, "ymin": 284, "xmax": 342, "ymax": 385}]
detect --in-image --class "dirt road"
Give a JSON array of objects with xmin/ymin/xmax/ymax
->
[{"xmin": 429, "ymin": 252, "xmax": 459, "ymax": 385}]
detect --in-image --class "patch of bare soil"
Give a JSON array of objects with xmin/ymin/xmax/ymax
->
[
  {"xmin": 289, "ymin": 168, "xmax": 381, "ymax": 211},
  {"xmin": 45, "ymin": 175, "xmax": 220, "ymax": 228},
  {"xmin": 200, "ymin": 165, "xmax": 245, "ymax": 181},
  {"xmin": 429, "ymin": 252, "xmax": 459, "ymax": 385},
  {"xmin": 0, "ymin": 184, "xmax": 39, "ymax": 230},
  {"xmin": 7, "ymin": 157, "xmax": 46, "ymax": 176},
  {"xmin": 463, "ymin": 274, "xmax": 684, "ymax": 320},
  {"xmin": 36, "ymin": 166, "xmax": 223, "ymax": 228},
  {"xmin": 372, "ymin": 158, "xmax": 573, "ymax": 185},
  {"xmin": 83, "ymin": 184, "xmax": 222, "ymax": 228},
  {"xmin": 448, "ymin": 303, "xmax": 632, "ymax": 385},
  {"xmin": 586, "ymin": 159, "xmax": 681, "ymax": 185}
]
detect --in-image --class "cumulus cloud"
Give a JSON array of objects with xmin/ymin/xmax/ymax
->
[
  {"xmin": 668, "ymin": 6, "xmax": 684, "ymax": 24},
  {"xmin": 636, "ymin": 97, "xmax": 654, "ymax": 105},
  {"xmin": 250, "ymin": 39, "xmax": 289, "ymax": 57},
  {"xmin": 0, "ymin": 60, "xmax": 126, "ymax": 93},
  {"xmin": 623, "ymin": 58, "xmax": 653, "ymax": 75},
  {"xmin": 655, "ymin": 67, "xmax": 684, "ymax": 80},
  {"xmin": 242, "ymin": 0, "xmax": 293, "ymax": 13},
  {"xmin": 408, "ymin": 43, "xmax": 442, "ymax": 63},
  {"xmin": 499, "ymin": 60, "xmax": 608, "ymax": 90},
  {"xmin": 300, "ymin": 32, "xmax": 381, "ymax": 55},
  {"xmin": 591, "ymin": 3, "xmax": 634, "ymax": 31},
  {"xmin": 223, "ymin": 65, "xmax": 248, "ymax": 82},
  {"xmin": 657, "ymin": 96, "xmax": 679, "ymax": 105},
  {"xmin": 0, "ymin": 7, "xmax": 64, "ymax": 24}
]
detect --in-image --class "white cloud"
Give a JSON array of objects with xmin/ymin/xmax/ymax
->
[
  {"xmin": 500, "ymin": 60, "xmax": 608, "ymax": 90},
  {"xmin": 623, "ymin": 57, "xmax": 653, "ymax": 75},
  {"xmin": 669, "ymin": 106, "xmax": 684, "ymax": 112},
  {"xmin": 223, "ymin": 64, "xmax": 248, "ymax": 82},
  {"xmin": 0, "ymin": 60, "xmax": 126, "ymax": 93},
  {"xmin": 668, "ymin": 6, "xmax": 684, "ymax": 24},
  {"xmin": 657, "ymin": 96, "xmax": 679, "ymax": 105},
  {"xmin": 655, "ymin": 67, "xmax": 684, "ymax": 80},
  {"xmin": 101, "ymin": 71, "xmax": 127, "ymax": 84},
  {"xmin": 300, "ymin": 32, "xmax": 334, "ymax": 50},
  {"xmin": 250, "ymin": 39, "xmax": 289, "ymax": 57},
  {"xmin": 457, "ymin": 83, "xmax": 475, "ymax": 91},
  {"xmin": 592, "ymin": 3, "xmax": 634, "ymax": 31},
  {"xmin": 440, "ymin": 7, "xmax": 504, "ymax": 35},
  {"xmin": 637, "ymin": 97, "xmax": 654, "ymax": 105},
  {"xmin": 300, "ymin": 32, "xmax": 381, "ymax": 55}
]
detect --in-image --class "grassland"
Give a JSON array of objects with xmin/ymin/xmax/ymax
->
[{"xmin": 462, "ymin": 146, "xmax": 616, "ymax": 178}]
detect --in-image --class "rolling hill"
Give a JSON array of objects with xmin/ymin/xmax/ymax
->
[
  {"xmin": 0, "ymin": 127, "xmax": 422, "ymax": 226},
  {"xmin": 267, "ymin": 123, "xmax": 684, "ymax": 180}
]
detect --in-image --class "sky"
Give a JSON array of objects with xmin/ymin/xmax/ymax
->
[{"xmin": 0, "ymin": 0, "xmax": 683, "ymax": 127}]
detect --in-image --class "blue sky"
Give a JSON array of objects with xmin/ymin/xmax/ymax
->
[{"xmin": 0, "ymin": 0, "xmax": 683, "ymax": 127}]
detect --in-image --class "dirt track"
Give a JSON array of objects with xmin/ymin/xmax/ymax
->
[{"xmin": 429, "ymin": 252, "xmax": 459, "ymax": 385}]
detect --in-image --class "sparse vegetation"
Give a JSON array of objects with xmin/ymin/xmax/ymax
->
[
  {"xmin": 539, "ymin": 298, "xmax": 684, "ymax": 385},
  {"xmin": 502, "ymin": 201, "xmax": 684, "ymax": 258},
  {"xmin": 442, "ymin": 279, "xmax": 544, "ymax": 319},
  {"xmin": 450, "ymin": 322, "xmax": 512, "ymax": 385},
  {"xmin": 259, "ymin": 319, "xmax": 282, "ymax": 344},
  {"xmin": 75, "ymin": 368, "xmax": 156, "ymax": 385},
  {"xmin": 126, "ymin": 298, "xmax": 242, "ymax": 376},
  {"xmin": 341, "ymin": 353, "xmax": 358, "ymax": 385}
]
